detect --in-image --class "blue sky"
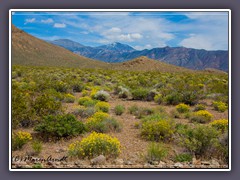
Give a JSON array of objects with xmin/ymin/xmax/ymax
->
[{"xmin": 12, "ymin": 11, "xmax": 229, "ymax": 50}]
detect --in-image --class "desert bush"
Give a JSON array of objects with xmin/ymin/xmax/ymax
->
[
  {"xmin": 210, "ymin": 119, "xmax": 228, "ymax": 133},
  {"xmin": 12, "ymin": 91, "xmax": 35, "ymax": 128},
  {"xmin": 73, "ymin": 106, "xmax": 96, "ymax": 118},
  {"xmin": 95, "ymin": 102, "xmax": 110, "ymax": 113},
  {"xmin": 114, "ymin": 105, "xmax": 125, "ymax": 116},
  {"xmin": 141, "ymin": 114, "xmax": 174, "ymax": 142},
  {"xmin": 170, "ymin": 109, "xmax": 181, "ymax": 119},
  {"xmin": 33, "ymin": 93, "xmax": 63, "ymax": 118},
  {"xmin": 164, "ymin": 93, "xmax": 182, "ymax": 105},
  {"xmin": 193, "ymin": 104, "xmax": 206, "ymax": 111},
  {"xmin": 174, "ymin": 153, "xmax": 192, "ymax": 162},
  {"xmin": 86, "ymin": 112, "xmax": 121, "ymax": 133},
  {"xmin": 212, "ymin": 101, "xmax": 228, "ymax": 112},
  {"xmin": 128, "ymin": 105, "xmax": 139, "ymax": 115},
  {"xmin": 115, "ymin": 86, "xmax": 131, "ymax": 99},
  {"xmin": 176, "ymin": 103, "xmax": 190, "ymax": 113},
  {"xmin": 93, "ymin": 90, "xmax": 110, "ymax": 102},
  {"xmin": 129, "ymin": 105, "xmax": 154, "ymax": 119},
  {"xmin": 53, "ymin": 81, "xmax": 69, "ymax": 93},
  {"xmin": 34, "ymin": 114, "xmax": 85, "ymax": 138},
  {"xmin": 178, "ymin": 125, "xmax": 219, "ymax": 156},
  {"xmin": 191, "ymin": 110, "xmax": 213, "ymax": 123},
  {"xmin": 145, "ymin": 142, "xmax": 169, "ymax": 162},
  {"xmin": 12, "ymin": 131, "xmax": 32, "ymax": 150},
  {"xmin": 131, "ymin": 88, "xmax": 149, "ymax": 101},
  {"xmin": 63, "ymin": 93, "xmax": 75, "ymax": 103},
  {"xmin": 31, "ymin": 140, "xmax": 43, "ymax": 155},
  {"xmin": 68, "ymin": 132, "xmax": 121, "ymax": 158},
  {"xmin": 78, "ymin": 96, "xmax": 97, "ymax": 107},
  {"xmin": 71, "ymin": 81, "xmax": 84, "ymax": 92},
  {"xmin": 154, "ymin": 94, "xmax": 163, "ymax": 104},
  {"xmin": 87, "ymin": 117, "xmax": 122, "ymax": 133},
  {"xmin": 147, "ymin": 89, "xmax": 158, "ymax": 101}
]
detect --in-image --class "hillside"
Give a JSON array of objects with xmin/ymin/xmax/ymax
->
[
  {"xmin": 111, "ymin": 56, "xmax": 193, "ymax": 73},
  {"xmin": 11, "ymin": 25, "xmax": 108, "ymax": 69}
]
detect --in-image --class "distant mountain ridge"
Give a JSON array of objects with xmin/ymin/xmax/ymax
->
[{"xmin": 49, "ymin": 39, "xmax": 229, "ymax": 71}]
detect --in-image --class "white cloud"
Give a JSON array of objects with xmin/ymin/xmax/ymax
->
[
  {"xmin": 108, "ymin": 27, "xmax": 122, "ymax": 33},
  {"xmin": 41, "ymin": 18, "xmax": 54, "ymax": 24},
  {"xmin": 53, "ymin": 23, "xmax": 66, "ymax": 28},
  {"xmin": 24, "ymin": 18, "xmax": 36, "ymax": 24},
  {"xmin": 134, "ymin": 44, "xmax": 152, "ymax": 50}
]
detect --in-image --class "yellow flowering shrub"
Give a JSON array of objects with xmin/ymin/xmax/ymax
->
[
  {"xmin": 141, "ymin": 114, "xmax": 175, "ymax": 142},
  {"xmin": 191, "ymin": 110, "xmax": 213, "ymax": 123},
  {"xmin": 212, "ymin": 101, "xmax": 228, "ymax": 112},
  {"xmin": 95, "ymin": 102, "xmax": 110, "ymax": 113},
  {"xmin": 86, "ymin": 112, "xmax": 110, "ymax": 131},
  {"xmin": 176, "ymin": 103, "xmax": 190, "ymax": 113},
  {"xmin": 210, "ymin": 119, "xmax": 228, "ymax": 133},
  {"xmin": 68, "ymin": 132, "xmax": 121, "ymax": 158},
  {"xmin": 12, "ymin": 131, "xmax": 32, "ymax": 150}
]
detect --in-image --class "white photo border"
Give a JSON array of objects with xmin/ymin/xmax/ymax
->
[{"xmin": 9, "ymin": 9, "xmax": 231, "ymax": 172}]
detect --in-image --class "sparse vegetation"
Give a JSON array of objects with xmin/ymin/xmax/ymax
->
[
  {"xmin": 114, "ymin": 105, "xmax": 125, "ymax": 115},
  {"xmin": 12, "ymin": 131, "xmax": 32, "ymax": 150},
  {"xmin": 145, "ymin": 142, "xmax": 169, "ymax": 162}
]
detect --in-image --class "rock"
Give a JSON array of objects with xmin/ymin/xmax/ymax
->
[
  {"xmin": 192, "ymin": 158, "xmax": 201, "ymax": 165},
  {"xmin": 151, "ymin": 161, "xmax": 159, "ymax": 165},
  {"xmin": 90, "ymin": 155, "xmax": 106, "ymax": 165},
  {"xmin": 144, "ymin": 163, "xmax": 151, "ymax": 168},
  {"xmin": 55, "ymin": 148, "xmax": 66, "ymax": 153},
  {"xmin": 201, "ymin": 161, "xmax": 211, "ymax": 165},
  {"xmin": 114, "ymin": 159, "xmax": 124, "ymax": 165},
  {"xmin": 174, "ymin": 162, "xmax": 183, "ymax": 168},
  {"xmin": 124, "ymin": 160, "xmax": 133, "ymax": 165},
  {"xmin": 15, "ymin": 161, "xmax": 27, "ymax": 168},
  {"xmin": 211, "ymin": 159, "xmax": 220, "ymax": 167}
]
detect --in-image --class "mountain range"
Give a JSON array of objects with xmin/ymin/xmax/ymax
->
[
  {"xmin": 49, "ymin": 39, "xmax": 229, "ymax": 72},
  {"xmin": 12, "ymin": 25, "xmax": 195, "ymax": 73}
]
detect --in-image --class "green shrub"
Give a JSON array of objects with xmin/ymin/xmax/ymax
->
[
  {"xmin": 34, "ymin": 114, "xmax": 85, "ymax": 138},
  {"xmin": 164, "ymin": 93, "xmax": 182, "ymax": 105},
  {"xmin": 176, "ymin": 103, "xmax": 190, "ymax": 113},
  {"xmin": 71, "ymin": 82, "xmax": 84, "ymax": 92},
  {"xmin": 212, "ymin": 101, "xmax": 228, "ymax": 112},
  {"xmin": 210, "ymin": 119, "xmax": 228, "ymax": 133},
  {"xmin": 73, "ymin": 106, "xmax": 96, "ymax": 118},
  {"xmin": 128, "ymin": 105, "xmax": 154, "ymax": 119},
  {"xmin": 154, "ymin": 94, "xmax": 163, "ymax": 104},
  {"xmin": 53, "ymin": 81, "xmax": 69, "ymax": 93},
  {"xmin": 178, "ymin": 125, "xmax": 219, "ymax": 156},
  {"xmin": 32, "ymin": 163, "xmax": 43, "ymax": 168},
  {"xmin": 95, "ymin": 101, "xmax": 110, "ymax": 113},
  {"xmin": 87, "ymin": 117, "xmax": 122, "ymax": 133},
  {"xmin": 93, "ymin": 90, "xmax": 110, "ymax": 102},
  {"xmin": 131, "ymin": 88, "xmax": 149, "ymax": 101},
  {"xmin": 31, "ymin": 140, "xmax": 43, "ymax": 155},
  {"xmin": 193, "ymin": 104, "xmax": 206, "ymax": 111},
  {"xmin": 174, "ymin": 153, "xmax": 192, "ymax": 162},
  {"xmin": 68, "ymin": 132, "xmax": 121, "ymax": 158},
  {"xmin": 145, "ymin": 143, "xmax": 169, "ymax": 162},
  {"xmin": 114, "ymin": 105, "xmax": 125, "ymax": 116},
  {"xmin": 12, "ymin": 131, "xmax": 32, "ymax": 150},
  {"xmin": 78, "ymin": 96, "xmax": 97, "ymax": 107},
  {"xmin": 33, "ymin": 93, "xmax": 63, "ymax": 118},
  {"xmin": 141, "ymin": 114, "xmax": 174, "ymax": 142},
  {"xmin": 115, "ymin": 86, "xmax": 131, "ymax": 99},
  {"xmin": 191, "ymin": 110, "xmax": 213, "ymax": 123},
  {"xmin": 128, "ymin": 105, "xmax": 139, "ymax": 115},
  {"xmin": 63, "ymin": 93, "xmax": 75, "ymax": 103}
]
